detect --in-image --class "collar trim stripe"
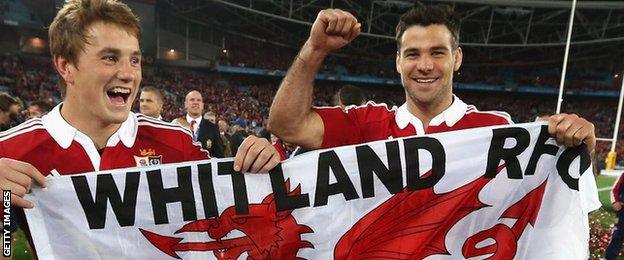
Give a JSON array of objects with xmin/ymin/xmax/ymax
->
[
  {"xmin": 0, "ymin": 122, "xmax": 44, "ymax": 142},
  {"xmin": 137, "ymin": 115, "xmax": 194, "ymax": 137}
]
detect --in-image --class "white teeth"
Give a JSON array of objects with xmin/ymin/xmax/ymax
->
[
  {"xmin": 109, "ymin": 87, "xmax": 130, "ymax": 94},
  {"xmin": 415, "ymin": 78, "xmax": 436, "ymax": 83}
]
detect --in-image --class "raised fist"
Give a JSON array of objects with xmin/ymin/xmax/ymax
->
[{"xmin": 307, "ymin": 9, "xmax": 361, "ymax": 52}]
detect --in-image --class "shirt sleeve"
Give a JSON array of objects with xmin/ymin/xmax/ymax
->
[{"xmin": 313, "ymin": 106, "xmax": 364, "ymax": 149}]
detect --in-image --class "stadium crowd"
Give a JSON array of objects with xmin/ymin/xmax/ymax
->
[
  {"xmin": 0, "ymin": 51, "xmax": 622, "ymax": 164},
  {"xmin": 218, "ymin": 35, "xmax": 622, "ymax": 91}
]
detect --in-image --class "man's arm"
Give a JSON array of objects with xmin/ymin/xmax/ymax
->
[{"xmin": 268, "ymin": 9, "xmax": 361, "ymax": 149}]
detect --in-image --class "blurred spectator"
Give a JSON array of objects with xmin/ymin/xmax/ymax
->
[
  {"xmin": 10, "ymin": 96, "xmax": 24, "ymax": 126},
  {"xmin": 26, "ymin": 99, "xmax": 53, "ymax": 119},
  {"xmin": 139, "ymin": 86, "xmax": 164, "ymax": 120},
  {"xmin": 218, "ymin": 119, "xmax": 233, "ymax": 157},
  {"xmin": 204, "ymin": 111, "xmax": 217, "ymax": 124},
  {"xmin": 0, "ymin": 92, "xmax": 18, "ymax": 131},
  {"xmin": 335, "ymin": 84, "xmax": 367, "ymax": 108},
  {"xmin": 230, "ymin": 118, "xmax": 249, "ymax": 155}
]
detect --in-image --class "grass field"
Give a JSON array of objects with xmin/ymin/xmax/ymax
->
[
  {"xmin": 12, "ymin": 229, "xmax": 31, "ymax": 260},
  {"xmin": 7, "ymin": 175, "xmax": 621, "ymax": 259},
  {"xmin": 594, "ymin": 174, "xmax": 618, "ymax": 229},
  {"xmin": 598, "ymin": 174, "xmax": 617, "ymax": 209},
  {"xmin": 589, "ymin": 174, "xmax": 619, "ymax": 259}
]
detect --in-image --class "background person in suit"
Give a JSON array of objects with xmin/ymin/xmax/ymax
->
[
  {"xmin": 197, "ymin": 111, "xmax": 225, "ymax": 158},
  {"xmin": 173, "ymin": 90, "xmax": 224, "ymax": 157}
]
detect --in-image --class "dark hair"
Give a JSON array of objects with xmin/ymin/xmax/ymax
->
[
  {"xmin": 29, "ymin": 100, "xmax": 53, "ymax": 113},
  {"xmin": 395, "ymin": 3, "xmax": 460, "ymax": 50},
  {"xmin": 0, "ymin": 92, "xmax": 17, "ymax": 112},
  {"xmin": 338, "ymin": 85, "xmax": 366, "ymax": 107}
]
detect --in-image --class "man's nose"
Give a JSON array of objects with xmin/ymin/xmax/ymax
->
[{"xmin": 416, "ymin": 56, "xmax": 434, "ymax": 72}]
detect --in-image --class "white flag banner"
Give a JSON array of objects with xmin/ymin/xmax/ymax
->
[{"xmin": 25, "ymin": 123, "xmax": 600, "ymax": 259}]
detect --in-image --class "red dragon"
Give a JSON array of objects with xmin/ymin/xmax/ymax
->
[
  {"xmin": 334, "ymin": 166, "xmax": 548, "ymax": 259},
  {"xmin": 140, "ymin": 180, "xmax": 314, "ymax": 259}
]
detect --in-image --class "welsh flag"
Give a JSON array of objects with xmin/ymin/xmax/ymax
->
[{"xmin": 25, "ymin": 123, "xmax": 599, "ymax": 259}]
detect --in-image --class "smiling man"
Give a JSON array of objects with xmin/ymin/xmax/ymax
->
[
  {"xmin": 0, "ymin": 0, "xmax": 280, "ymax": 212},
  {"xmin": 269, "ymin": 3, "xmax": 596, "ymax": 153}
]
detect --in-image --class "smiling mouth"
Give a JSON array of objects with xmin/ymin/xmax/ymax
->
[
  {"xmin": 414, "ymin": 78, "xmax": 438, "ymax": 83},
  {"xmin": 107, "ymin": 87, "xmax": 131, "ymax": 105}
]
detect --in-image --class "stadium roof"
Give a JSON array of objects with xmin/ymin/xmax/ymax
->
[{"xmin": 161, "ymin": 0, "xmax": 624, "ymax": 65}]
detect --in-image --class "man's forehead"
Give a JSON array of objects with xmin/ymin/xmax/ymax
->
[
  {"xmin": 399, "ymin": 24, "xmax": 453, "ymax": 51},
  {"xmin": 85, "ymin": 22, "xmax": 140, "ymax": 52},
  {"xmin": 186, "ymin": 92, "xmax": 202, "ymax": 100},
  {"xmin": 141, "ymin": 91, "xmax": 154, "ymax": 97}
]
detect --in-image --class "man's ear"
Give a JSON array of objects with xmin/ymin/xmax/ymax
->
[
  {"xmin": 53, "ymin": 55, "xmax": 75, "ymax": 86},
  {"xmin": 453, "ymin": 47, "xmax": 463, "ymax": 71}
]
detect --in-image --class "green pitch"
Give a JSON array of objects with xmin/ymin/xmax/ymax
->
[
  {"xmin": 13, "ymin": 229, "xmax": 31, "ymax": 260},
  {"xmin": 598, "ymin": 175, "xmax": 616, "ymax": 209}
]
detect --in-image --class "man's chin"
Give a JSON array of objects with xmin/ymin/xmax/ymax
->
[{"xmin": 106, "ymin": 110, "xmax": 131, "ymax": 124}]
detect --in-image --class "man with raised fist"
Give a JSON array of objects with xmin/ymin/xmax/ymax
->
[{"xmin": 268, "ymin": 3, "xmax": 595, "ymax": 153}]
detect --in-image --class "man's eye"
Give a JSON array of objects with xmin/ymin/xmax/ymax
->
[
  {"xmin": 131, "ymin": 57, "xmax": 141, "ymax": 65},
  {"xmin": 103, "ymin": 56, "xmax": 117, "ymax": 63}
]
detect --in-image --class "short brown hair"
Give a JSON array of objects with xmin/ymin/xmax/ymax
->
[
  {"xmin": 395, "ymin": 3, "xmax": 460, "ymax": 50},
  {"xmin": 140, "ymin": 86, "xmax": 164, "ymax": 104},
  {"xmin": 29, "ymin": 100, "xmax": 54, "ymax": 114},
  {"xmin": 49, "ymin": 0, "xmax": 141, "ymax": 96}
]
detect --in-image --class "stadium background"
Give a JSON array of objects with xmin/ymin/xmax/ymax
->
[{"xmin": 0, "ymin": 0, "xmax": 623, "ymax": 259}]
